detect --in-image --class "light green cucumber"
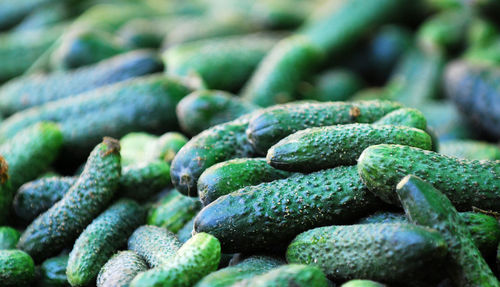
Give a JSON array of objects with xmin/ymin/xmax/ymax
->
[
  {"xmin": 233, "ymin": 264, "xmax": 328, "ymax": 287},
  {"xmin": 97, "ymin": 251, "xmax": 147, "ymax": 287},
  {"xmin": 0, "ymin": 226, "xmax": 20, "ymax": 250}
]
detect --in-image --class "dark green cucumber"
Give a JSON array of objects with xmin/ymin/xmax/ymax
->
[
  {"xmin": 165, "ymin": 33, "xmax": 281, "ymax": 92},
  {"xmin": 177, "ymin": 217, "xmax": 195, "ymax": 243},
  {"xmin": 120, "ymin": 132, "xmax": 158, "ymax": 166},
  {"xmin": 0, "ymin": 226, "xmax": 20, "ymax": 250},
  {"xmin": 127, "ymin": 225, "xmax": 181, "ymax": 268},
  {"xmin": 246, "ymin": 100, "xmax": 402, "ymax": 154},
  {"xmin": 300, "ymin": 69, "xmax": 364, "ymax": 102},
  {"xmin": 194, "ymin": 255, "xmax": 284, "ymax": 287},
  {"xmin": 233, "ymin": 264, "xmax": 328, "ymax": 287},
  {"xmin": 445, "ymin": 60, "xmax": 500, "ymax": 139},
  {"xmin": 147, "ymin": 189, "xmax": 202, "ymax": 233},
  {"xmin": 198, "ymin": 158, "xmax": 293, "ymax": 206},
  {"xmin": 357, "ymin": 144, "xmax": 500, "ymax": 210},
  {"xmin": 17, "ymin": 138, "xmax": 121, "ymax": 262},
  {"xmin": 396, "ymin": 175, "xmax": 499, "ymax": 286},
  {"xmin": 286, "ymin": 223, "xmax": 447, "ymax": 283},
  {"xmin": 0, "ymin": 122, "xmax": 63, "ymax": 190},
  {"xmin": 267, "ymin": 124, "xmax": 431, "ymax": 172},
  {"xmin": 341, "ymin": 280, "xmax": 386, "ymax": 287},
  {"xmin": 195, "ymin": 165, "xmax": 383, "ymax": 253},
  {"xmin": 439, "ymin": 140, "xmax": 500, "ymax": 160},
  {"xmin": 129, "ymin": 232, "xmax": 221, "ymax": 287},
  {"xmin": 39, "ymin": 254, "xmax": 69, "ymax": 287},
  {"xmin": 0, "ymin": 156, "xmax": 12, "ymax": 225},
  {"xmin": 150, "ymin": 132, "xmax": 188, "ymax": 164},
  {"xmin": 241, "ymin": 35, "xmax": 324, "ymax": 107},
  {"xmin": 97, "ymin": 250, "xmax": 147, "ymax": 287},
  {"xmin": 118, "ymin": 18, "xmax": 176, "ymax": 49},
  {"xmin": 176, "ymin": 90, "xmax": 258, "ymax": 135},
  {"xmin": 0, "ymin": 249, "xmax": 35, "ymax": 286},
  {"xmin": 373, "ymin": 108, "xmax": 427, "ymax": 130},
  {"xmin": 0, "ymin": 75, "xmax": 192, "ymax": 157},
  {"xmin": 67, "ymin": 199, "xmax": 145, "ymax": 286},
  {"xmin": 0, "ymin": 50, "xmax": 163, "ymax": 116},
  {"xmin": 13, "ymin": 176, "xmax": 76, "ymax": 222},
  {"xmin": 119, "ymin": 161, "xmax": 171, "ymax": 201}
]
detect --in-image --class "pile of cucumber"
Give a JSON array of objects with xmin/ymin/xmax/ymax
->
[{"xmin": 0, "ymin": 0, "xmax": 499, "ymax": 286}]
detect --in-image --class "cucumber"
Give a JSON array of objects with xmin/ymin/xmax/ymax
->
[
  {"xmin": 147, "ymin": 189, "xmax": 202, "ymax": 233},
  {"xmin": 357, "ymin": 211, "xmax": 407, "ymax": 224},
  {"xmin": 233, "ymin": 264, "xmax": 328, "ymax": 287},
  {"xmin": 165, "ymin": 33, "xmax": 281, "ymax": 92},
  {"xmin": 150, "ymin": 132, "xmax": 188, "ymax": 163},
  {"xmin": 177, "ymin": 217, "xmax": 195, "ymax": 243},
  {"xmin": 246, "ymin": 100, "xmax": 402, "ymax": 154},
  {"xmin": 119, "ymin": 161, "xmax": 171, "ymax": 201},
  {"xmin": 194, "ymin": 255, "xmax": 284, "ymax": 287},
  {"xmin": 439, "ymin": 140, "xmax": 500, "ymax": 160},
  {"xmin": 300, "ymin": 69, "xmax": 364, "ymax": 102},
  {"xmin": 396, "ymin": 175, "xmax": 499, "ymax": 286},
  {"xmin": 118, "ymin": 18, "xmax": 174, "ymax": 49},
  {"xmin": 39, "ymin": 254, "xmax": 69, "ymax": 287},
  {"xmin": 13, "ymin": 176, "xmax": 76, "ymax": 222},
  {"xmin": 466, "ymin": 18, "xmax": 498, "ymax": 49},
  {"xmin": 357, "ymin": 144, "xmax": 500, "ymax": 211},
  {"xmin": 286, "ymin": 223, "xmax": 447, "ymax": 283},
  {"xmin": 373, "ymin": 108, "xmax": 427, "ymax": 130},
  {"xmin": 0, "ymin": 249, "xmax": 35, "ymax": 286},
  {"xmin": 129, "ymin": 232, "xmax": 221, "ymax": 287},
  {"xmin": 13, "ymin": 2, "xmax": 69, "ymax": 32},
  {"xmin": 176, "ymin": 90, "xmax": 258, "ymax": 135},
  {"xmin": 240, "ymin": 35, "xmax": 323, "ymax": 107},
  {"xmin": 0, "ymin": 75, "xmax": 192, "ymax": 157},
  {"xmin": 67, "ymin": 199, "xmax": 146, "ymax": 286},
  {"xmin": 0, "ymin": 0, "xmax": 51, "ymax": 30},
  {"xmin": 97, "ymin": 251, "xmax": 147, "ymax": 287},
  {"xmin": 120, "ymin": 132, "xmax": 158, "ymax": 165},
  {"xmin": 127, "ymin": 225, "xmax": 181, "ymax": 268},
  {"xmin": 267, "ymin": 124, "xmax": 431, "ymax": 172},
  {"xmin": 17, "ymin": 138, "xmax": 121, "ymax": 262},
  {"xmin": 0, "ymin": 156, "xmax": 12, "ymax": 225},
  {"xmin": 341, "ymin": 280, "xmax": 386, "ymax": 287},
  {"xmin": 198, "ymin": 158, "xmax": 293, "ymax": 206},
  {"xmin": 0, "ymin": 122, "xmax": 63, "ymax": 190},
  {"xmin": 0, "ymin": 226, "xmax": 20, "ymax": 250},
  {"xmin": 195, "ymin": 165, "xmax": 384, "ymax": 253},
  {"xmin": 445, "ymin": 60, "xmax": 500, "ymax": 139},
  {"xmin": 0, "ymin": 50, "xmax": 163, "ymax": 116}
]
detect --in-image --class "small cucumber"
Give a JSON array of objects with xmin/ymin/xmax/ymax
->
[
  {"xmin": 341, "ymin": 280, "xmax": 386, "ymax": 287},
  {"xmin": 0, "ymin": 249, "xmax": 35, "ymax": 286},
  {"xmin": 120, "ymin": 132, "xmax": 158, "ymax": 165},
  {"xmin": 373, "ymin": 107, "xmax": 427, "ymax": 130},
  {"xmin": 439, "ymin": 140, "xmax": 500, "ymax": 160},
  {"xmin": 39, "ymin": 254, "xmax": 69, "ymax": 287},
  {"xmin": 97, "ymin": 251, "xmax": 147, "ymax": 287},
  {"xmin": 119, "ymin": 161, "xmax": 171, "ymax": 201},
  {"xmin": 0, "ymin": 226, "xmax": 20, "ymax": 250},
  {"xmin": 150, "ymin": 132, "xmax": 188, "ymax": 163},
  {"xmin": 128, "ymin": 225, "xmax": 181, "ymax": 268},
  {"xmin": 286, "ymin": 223, "xmax": 447, "ymax": 283},
  {"xmin": 300, "ymin": 69, "xmax": 364, "ymax": 102},
  {"xmin": 198, "ymin": 158, "xmax": 293, "ymax": 206},
  {"xmin": 233, "ymin": 264, "xmax": 328, "ymax": 287},
  {"xmin": 357, "ymin": 144, "xmax": 500, "ymax": 211}
]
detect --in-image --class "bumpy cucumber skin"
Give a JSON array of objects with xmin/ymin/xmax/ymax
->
[
  {"xmin": 357, "ymin": 144, "xmax": 500, "ymax": 210},
  {"xmin": 127, "ymin": 225, "xmax": 181, "ymax": 268},
  {"xmin": 0, "ymin": 122, "xmax": 63, "ymax": 190},
  {"xmin": 301, "ymin": 69, "xmax": 364, "ymax": 102},
  {"xmin": 233, "ymin": 264, "xmax": 328, "ymax": 287},
  {"xmin": 177, "ymin": 217, "xmax": 195, "ymax": 243},
  {"xmin": 0, "ymin": 249, "xmax": 35, "ymax": 286},
  {"xmin": 439, "ymin": 140, "xmax": 500, "ymax": 160},
  {"xmin": 341, "ymin": 280, "xmax": 386, "ymax": 287},
  {"xmin": 147, "ymin": 189, "xmax": 201, "ymax": 233},
  {"xmin": 39, "ymin": 254, "xmax": 69, "ymax": 287},
  {"xmin": 198, "ymin": 158, "xmax": 293, "ymax": 206},
  {"xmin": 17, "ymin": 138, "xmax": 121, "ymax": 262},
  {"xmin": 171, "ymin": 114, "xmax": 257, "ymax": 197},
  {"xmin": 176, "ymin": 90, "xmax": 258, "ymax": 135},
  {"xmin": 0, "ymin": 75, "xmax": 192, "ymax": 157},
  {"xmin": 0, "ymin": 156, "xmax": 12, "ymax": 225},
  {"xmin": 119, "ymin": 161, "xmax": 171, "ymax": 201},
  {"xmin": 0, "ymin": 50, "xmax": 163, "ymax": 116},
  {"xmin": 130, "ymin": 232, "xmax": 221, "ymax": 287},
  {"xmin": 286, "ymin": 223, "xmax": 447, "ymax": 283},
  {"xmin": 247, "ymin": 100, "xmax": 402, "ymax": 154},
  {"xmin": 445, "ymin": 61, "xmax": 500, "ymax": 139},
  {"xmin": 97, "ymin": 251, "xmax": 147, "ymax": 287},
  {"xmin": 195, "ymin": 255, "xmax": 283, "ymax": 287},
  {"xmin": 396, "ymin": 175, "xmax": 499, "ymax": 286},
  {"xmin": 13, "ymin": 176, "xmax": 76, "ymax": 222},
  {"xmin": 267, "ymin": 124, "xmax": 431, "ymax": 172},
  {"xmin": 0, "ymin": 226, "xmax": 20, "ymax": 250},
  {"xmin": 374, "ymin": 108, "xmax": 427, "ymax": 130},
  {"xmin": 195, "ymin": 166, "xmax": 383, "ymax": 253},
  {"xmin": 150, "ymin": 132, "xmax": 188, "ymax": 163}
]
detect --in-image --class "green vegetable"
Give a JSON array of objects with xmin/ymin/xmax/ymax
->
[
  {"xmin": 300, "ymin": 69, "xmax": 364, "ymax": 102},
  {"xmin": 128, "ymin": 225, "xmax": 181, "ymax": 268},
  {"xmin": 439, "ymin": 140, "xmax": 500, "ymax": 160},
  {"xmin": 373, "ymin": 108, "xmax": 427, "ymax": 130},
  {"xmin": 341, "ymin": 280, "xmax": 386, "ymax": 287},
  {"xmin": 39, "ymin": 254, "xmax": 69, "ymax": 287},
  {"xmin": 119, "ymin": 161, "xmax": 171, "ymax": 201},
  {"xmin": 120, "ymin": 132, "xmax": 158, "ymax": 165},
  {"xmin": 0, "ymin": 226, "xmax": 20, "ymax": 250},
  {"xmin": 177, "ymin": 217, "xmax": 195, "ymax": 243},
  {"xmin": 0, "ymin": 249, "xmax": 35, "ymax": 286},
  {"xmin": 150, "ymin": 132, "xmax": 188, "ymax": 163},
  {"xmin": 233, "ymin": 264, "xmax": 328, "ymax": 287},
  {"xmin": 0, "ymin": 156, "xmax": 11, "ymax": 225},
  {"xmin": 97, "ymin": 251, "xmax": 147, "ymax": 287},
  {"xmin": 0, "ymin": 0, "xmax": 53, "ymax": 30}
]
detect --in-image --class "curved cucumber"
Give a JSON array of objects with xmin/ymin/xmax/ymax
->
[
  {"xmin": 0, "ymin": 249, "xmax": 35, "ymax": 287},
  {"xmin": 373, "ymin": 107, "xmax": 427, "ymax": 130},
  {"xmin": 198, "ymin": 158, "xmax": 293, "ymax": 206},
  {"xmin": 233, "ymin": 264, "xmax": 328, "ymax": 287},
  {"xmin": 439, "ymin": 140, "xmax": 500, "ymax": 160},
  {"xmin": 39, "ymin": 254, "xmax": 69, "ymax": 287},
  {"xmin": 357, "ymin": 144, "xmax": 500, "ymax": 210},
  {"xmin": 97, "ymin": 250, "xmax": 147, "ymax": 287},
  {"xmin": 119, "ymin": 160, "xmax": 171, "ymax": 201},
  {"xmin": 0, "ymin": 226, "xmax": 20, "ymax": 250}
]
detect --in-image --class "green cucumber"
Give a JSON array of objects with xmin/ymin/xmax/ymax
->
[
  {"xmin": 120, "ymin": 132, "xmax": 158, "ymax": 166},
  {"xmin": 119, "ymin": 161, "xmax": 171, "ymax": 201},
  {"xmin": 195, "ymin": 165, "xmax": 383, "ymax": 253},
  {"xmin": 0, "ymin": 226, "xmax": 20, "ymax": 250},
  {"xmin": 150, "ymin": 132, "xmax": 188, "ymax": 163},
  {"xmin": 176, "ymin": 90, "xmax": 258, "ymax": 135},
  {"xmin": 396, "ymin": 175, "xmax": 499, "ymax": 286},
  {"xmin": 233, "ymin": 264, "xmax": 328, "ymax": 287},
  {"xmin": 341, "ymin": 280, "xmax": 386, "ymax": 287},
  {"xmin": 0, "ymin": 249, "xmax": 35, "ymax": 286},
  {"xmin": 286, "ymin": 223, "xmax": 447, "ymax": 283},
  {"xmin": 373, "ymin": 108, "xmax": 427, "ymax": 130},
  {"xmin": 13, "ymin": 2, "xmax": 69, "ymax": 32},
  {"xmin": 127, "ymin": 225, "xmax": 181, "ymax": 268},
  {"xmin": 357, "ymin": 144, "xmax": 500, "ymax": 210},
  {"xmin": 129, "ymin": 232, "xmax": 221, "ymax": 287},
  {"xmin": 0, "ymin": 0, "xmax": 52, "ymax": 30},
  {"xmin": 97, "ymin": 251, "xmax": 147, "ymax": 287},
  {"xmin": 300, "ymin": 69, "xmax": 364, "ymax": 102},
  {"xmin": 198, "ymin": 158, "xmax": 293, "ymax": 206},
  {"xmin": 118, "ymin": 18, "xmax": 177, "ymax": 49},
  {"xmin": 194, "ymin": 255, "xmax": 283, "ymax": 287},
  {"xmin": 39, "ymin": 254, "xmax": 69, "ymax": 287},
  {"xmin": 267, "ymin": 124, "xmax": 431, "ymax": 172},
  {"xmin": 67, "ymin": 199, "xmax": 146, "ymax": 286},
  {"xmin": 177, "ymin": 217, "xmax": 195, "ymax": 243},
  {"xmin": 439, "ymin": 140, "xmax": 500, "ymax": 160},
  {"xmin": 0, "ymin": 156, "xmax": 11, "ymax": 224},
  {"xmin": 246, "ymin": 100, "xmax": 402, "ymax": 154},
  {"xmin": 17, "ymin": 138, "xmax": 121, "ymax": 262},
  {"xmin": 147, "ymin": 189, "xmax": 202, "ymax": 233}
]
